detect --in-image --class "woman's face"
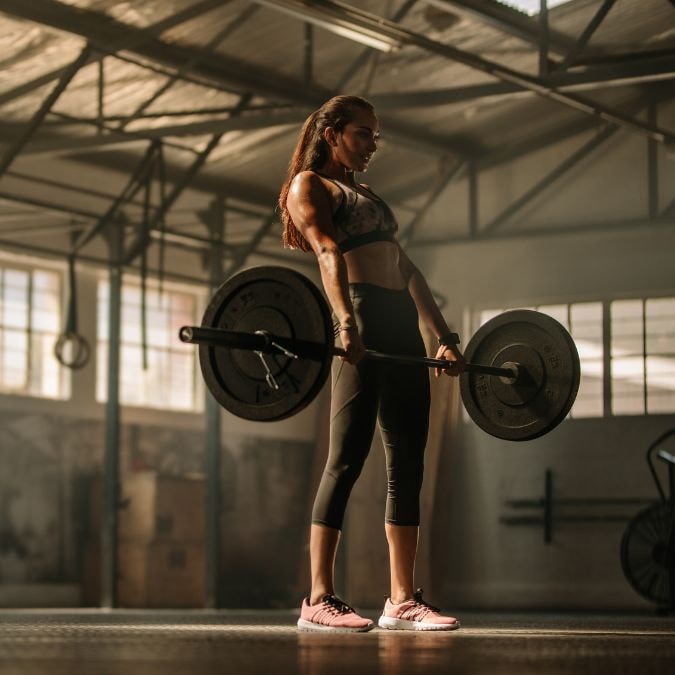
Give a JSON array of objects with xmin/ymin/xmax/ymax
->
[{"xmin": 329, "ymin": 108, "xmax": 380, "ymax": 172}]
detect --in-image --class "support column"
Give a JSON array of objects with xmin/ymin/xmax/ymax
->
[
  {"xmin": 101, "ymin": 223, "xmax": 123, "ymax": 608},
  {"xmin": 648, "ymin": 99, "xmax": 659, "ymax": 219},
  {"xmin": 204, "ymin": 197, "xmax": 226, "ymax": 608},
  {"xmin": 468, "ymin": 160, "xmax": 478, "ymax": 238}
]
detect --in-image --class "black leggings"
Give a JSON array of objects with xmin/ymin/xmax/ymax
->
[{"xmin": 312, "ymin": 283, "xmax": 430, "ymax": 530}]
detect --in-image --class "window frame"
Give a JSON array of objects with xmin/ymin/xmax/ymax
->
[
  {"xmin": 471, "ymin": 293, "xmax": 675, "ymax": 421},
  {"xmin": 0, "ymin": 255, "xmax": 69, "ymax": 401},
  {"xmin": 96, "ymin": 273, "xmax": 206, "ymax": 413}
]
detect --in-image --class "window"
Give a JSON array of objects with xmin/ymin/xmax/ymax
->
[
  {"xmin": 97, "ymin": 280, "xmax": 203, "ymax": 412},
  {"xmin": 569, "ymin": 303, "xmax": 604, "ymax": 418},
  {"xmin": 0, "ymin": 264, "xmax": 68, "ymax": 399},
  {"xmin": 477, "ymin": 297, "xmax": 675, "ymax": 419},
  {"xmin": 477, "ymin": 302, "xmax": 603, "ymax": 418},
  {"xmin": 611, "ymin": 299, "xmax": 675, "ymax": 416}
]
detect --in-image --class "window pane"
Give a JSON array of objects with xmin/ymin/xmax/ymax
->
[
  {"xmin": 31, "ymin": 333, "xmax": 61, "ymax": 398},
  {"xmin": 2, "ymin": 270, "xmax": 29, "ymax": 329},
  {"xmin": 612, "ymin": 356, "xmax": 645, "ymax": 415},
  {"xmin": 570, "ymin": 302, "xmax": 603, "ymax": 418},
  {"xmin": 120, "ymin": 344, "xmax": 144, "ymax": 405},
  {"xmin": 0, "ymin": 265, "xmax": 66, "ymax": 399},
  {"xmin": 169, "ymin": 351, "xmax": 196, "ymax": 410},
  {"xmin": 1, "ymin": 328, "xmax": 28, "ymax": 389},
  {"xmin": 97, "ymin": 342, "xmax": 108, "ymax": 402},
  {"xmin": 537, "ymin": 304, "xmax": 568, "ymax": 329},
  {"xmin": 646, "ymin": 298, "xmax": 675, "ymax": 354},
  {"xmin": 612, "ymin": 300, "xmax": 643, "ymax": 355},
  {"xmin": 32, "ymin": 303, "xmax": 60, "ymax": 332},
  {"xmin": 478, "ymin": 308, "xmax": 503, "ymax": 327},
  {"xmin": 646, "ymin": 298, "xmax": 675, "ymax": 414},
  {"xmin": 571, "ymin": 362, "xmax": 603, "ymax": 418},
  {"xmin": 97, "ymin": 279, "xmax": 202, "ymax": 411},
  {"xmin": 32, "ymin": 270, "xmax": 59, "ymax": 291},
  {"xmin": 646, "ymin": 356, "xmax": 675, "ymax": 414},
  {"xmin": 611, "ymin": 300, "xmax": 645, "ymax": 415}
]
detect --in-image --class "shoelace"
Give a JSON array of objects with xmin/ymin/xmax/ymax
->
[
  {"xmin": 412, "ymin": 588, "xmax": 440, "ymax": 613},
  {"xmin": 322, "ymin": 594, "xmax": 355, "ymax": 615},
  {"xmin": 395, "ymin": 588, "xmax": 441, "ymax": 622}
]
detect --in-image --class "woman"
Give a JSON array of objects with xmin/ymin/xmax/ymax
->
[{"xmin": 279, "ymin": 95, "xmax": 464, "ymax": 632}]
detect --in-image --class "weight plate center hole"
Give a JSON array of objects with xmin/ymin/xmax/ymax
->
[
  {"xmin": 490, "ymin": 344, "xmax": 545, "ymax": 407},
  {"xmin": 498, "ymin": 361, "xmax": 519, "ymax": 384},
  {"xmin": 225, "ymin": 306, "xmax": 294, "ymax": 380}
]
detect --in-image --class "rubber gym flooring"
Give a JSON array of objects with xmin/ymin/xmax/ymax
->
[{"xmin": 1, "ymin": 610, "xmax": 674, "ymax": 674}]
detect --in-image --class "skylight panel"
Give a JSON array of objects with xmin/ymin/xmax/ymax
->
[{"xmin": 497, "ymin": 0, "xmax": 575, "ymax": 15}]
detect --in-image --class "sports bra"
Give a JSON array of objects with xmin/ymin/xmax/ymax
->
[{"xmin": 319, "ymin": 174, "xmax": 398, "ymax": 253}]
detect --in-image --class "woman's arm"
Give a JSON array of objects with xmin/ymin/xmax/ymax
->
[
  {"xmin": 287, "ymin": 171, "xmax": 365, "ymax": 363},
  {"xmin": 397, "ymin": 244, "xmax": 465, "ymax": 377}
]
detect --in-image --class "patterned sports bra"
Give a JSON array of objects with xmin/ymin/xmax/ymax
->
[{"xmin": 319, "ymin": 174, "xmax": 399, "ymax": 253}]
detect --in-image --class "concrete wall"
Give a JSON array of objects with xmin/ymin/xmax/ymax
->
[
  {"xmin": 0, "ymin": 258, "xmax": 325, "ymax": 608},
  {"xmin": 402, "ymin": 122, "xmax": 675, "ymax": 610}
]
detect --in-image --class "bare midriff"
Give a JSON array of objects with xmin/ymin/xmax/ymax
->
[{"xmin": 343, "ymin": 240, "xmax": 407, "ymax": 290}]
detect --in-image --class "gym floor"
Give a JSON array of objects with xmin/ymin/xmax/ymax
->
[{"xmin": 1, "ymin": 610, "xmax": 673, "ymax": 674}]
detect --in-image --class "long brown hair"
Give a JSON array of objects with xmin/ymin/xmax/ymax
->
[{"xmin": 278, "ymin": 95, "xmax": 374, "ymax": 251}]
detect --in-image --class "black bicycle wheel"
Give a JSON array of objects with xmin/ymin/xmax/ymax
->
[{"xmin": 620, "ymin": 501, "xmax": 673, "ymax": 605}]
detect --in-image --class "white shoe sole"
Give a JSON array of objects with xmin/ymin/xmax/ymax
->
[
  {"xmin": 297, "ymin": 618, "xmax": 375, "ymax": 633},
  {"xmin": 378, "ymin": 616, "xmax": 460, "ymax": 631}
]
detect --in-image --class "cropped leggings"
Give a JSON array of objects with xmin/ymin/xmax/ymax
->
[{"xmin": 312, "ymin": 283, "xmax": 430, "ymax": 530}]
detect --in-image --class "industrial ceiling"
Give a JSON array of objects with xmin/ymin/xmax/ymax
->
[{"xmin": 0, "ymin": 0, "xmax": 673, "ymax": 281}]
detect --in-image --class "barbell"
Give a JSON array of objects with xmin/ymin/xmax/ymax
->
[{"xmin": 179, "ymin": 266, "xmax": 580, "ymax": 441}]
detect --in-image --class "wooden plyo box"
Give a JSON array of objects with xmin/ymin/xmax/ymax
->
[
  {"xmin": 83, "ymin": 539, "xmax": 205, "ymax": 608},
  {"xmin": 88, "ymin": 472, "xmax": 206, "ymax": 540}
]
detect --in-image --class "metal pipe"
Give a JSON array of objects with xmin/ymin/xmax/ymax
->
[
  {"xmin": 203, "ymin": 200, "xmax": 225, "ymax": 609},
  {"xmin": 101, "ymin": 236, "xmax": 123, "ymax": 609}
]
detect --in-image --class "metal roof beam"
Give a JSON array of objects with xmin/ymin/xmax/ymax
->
[
  {"xmin": 5, "ymin": 169, "xmax": 267, "ymax": 219},
  {"xmin": 556, "ymin": 0, "xmax": 617, "ymax": 71},
  {"xmin": 398, "ymin": 159, "xmax": 466, "ymax": 246},
  {"xmin": 256, "ymin": 1, "xmax": 673, "ymax": 145},
  {"xmin": 409, "ymin": 215, "xmax": 675, "ymax": 248},
  {"xmin": 329, "ymin": 0, "xmax": 417, "ymax": 89},
  {"xmin": 421, "ymin": 0, "xmax": 590, "ymax": 58},
  {"xmin": 480, "ymin": 85, "xmax": 674, "ymax": 170},
  {"xmin": 0, "ymin": 45, "xmax": 92, "ymax": 178},
  {"xmin": 14, "ymin": 109, "xmax": 307, "ymax": 157},
  {"xmin": 0, "ymin": 0, "xmax": 229, "ymax": 107},
  {"xmin": 225, "ymin": 211, "xmax": 278, "ymax": 277},
  {"xmin": 481, "ymin": 124, "xmax": 619, "ymax": 234},
  {"xmin": 371, "ymin": 52, "xmax": 675, "ymax": 107},
  {"xmin": 121, "ymin": 132, "xmax": 224, "ymax": 265},
  {"xmin": 116, "ymin": 4, "xmax": 261, "ymax": 131},
  {"xmin": 72, "ymin": 141, "xmax": 159, "ymax": 254},
  {"xmin": 0, "ymin": 0, "xmax": 474, "ymax": 158}
]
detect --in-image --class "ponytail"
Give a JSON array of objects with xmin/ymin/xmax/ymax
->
[{"xmin": 278, "ymin": 96, "xmax": 374, "ymax": 251}]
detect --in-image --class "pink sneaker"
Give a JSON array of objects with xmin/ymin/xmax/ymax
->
[
  {"xmin": 297, "ymin": 594, "xmax": 374, "ymax": 632},
  {"xmin": 378, "ymin": 589, "xmax": 460, "ymax": 631}
]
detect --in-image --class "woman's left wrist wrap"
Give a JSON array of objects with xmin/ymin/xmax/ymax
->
[{"xmin": 437, "ymin": 332, "xmax": 460, "ymax": 347}]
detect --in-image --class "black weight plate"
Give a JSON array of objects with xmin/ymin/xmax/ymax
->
[
  {"xmin": 460, "ymin": 310, "xmax": 580, "ymax": 441},
  {"xmin": 620, "ymin": 501, "xmax": 672, "ymax": 605},
  {"xmin": 199, "ymin": 266, "xmax": 333, "ymax": 422}
]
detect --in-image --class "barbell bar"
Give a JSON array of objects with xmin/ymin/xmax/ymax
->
[
  {"xmin": 181, "ymin": 265, "xmax": 580, "ymax": 441},
  {"xmin": 178, "ymin": 325, "xmax": 518, "ymax": 380}
]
